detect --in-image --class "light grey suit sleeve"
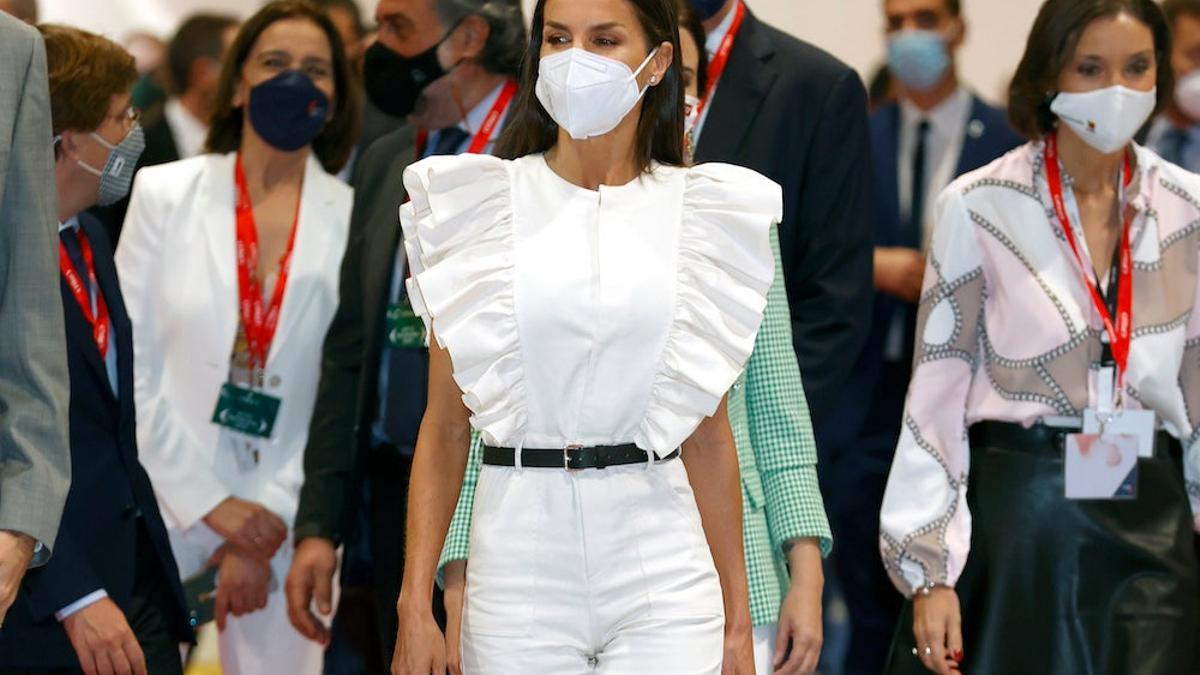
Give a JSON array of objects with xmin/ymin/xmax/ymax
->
[{"xmin": 0, "ymin": 14, "xmax": 71, "ymax": 567}]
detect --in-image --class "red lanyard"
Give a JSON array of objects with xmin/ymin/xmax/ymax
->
[
  {"xmin": 234, "ymin": 155, "xmax": 301, "ymax": 377},
  {"xmin": 695, "ymin": 0, "xmax": 746, "ymax": 121},
  {"xmin": 1043, "ymin": 133, "xmax": 1134, "ymax": 388},
  {"xmin": 59, "ymin": 229, "xmax": 110, "ymax": 359},
  {"xmin": 415, "ymin": 78, "xmax": 518, "ymax": 158}
]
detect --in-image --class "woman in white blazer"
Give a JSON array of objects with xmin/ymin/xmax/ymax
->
[{"xmin": 114, "ymin": 3, "xmax": 359, "ymax": 674}]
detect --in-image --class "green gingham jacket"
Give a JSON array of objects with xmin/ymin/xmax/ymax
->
[{"xmin": 438, "ymin": 226, "xmax": 832, "ymax": 627}]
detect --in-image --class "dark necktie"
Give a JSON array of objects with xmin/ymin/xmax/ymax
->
[
  {"xmin": 909, "ymin": 119, "xmax": 931, "ymax": 243},
  {"xmin": 430, "ymin": 126, "xmax": 471, "ymax": 157},
  {"xmin": 381, "ymin": 268, "xmax": 429, "ymax": 451},
  {"xmin": 901, "ymin": 120, "xmax": 931, "ymax": 367}
]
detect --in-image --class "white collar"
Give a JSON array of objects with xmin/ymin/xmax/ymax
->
[
  {"xmin": 705, "ymin": 3, "xmax": 740, "ymax": 57},
  {"xmin": 164, "ymin": 98, "xmax": 209, "ymax": 159},
  {"xmin": 899, "ymin": 86, "xmax": 972, "ymax": 134},
  {"xmin": 58, "ymin": 215, "xmax": 80, "ymax": 234}
]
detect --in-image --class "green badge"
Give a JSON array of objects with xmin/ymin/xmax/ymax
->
[
  {"xmin": 386, "ymin": 301, "xmax": 427, "ymax": 349},
  {"xmin": 211, "ymin": 383, "xmax": 281, "ymax": 439}
]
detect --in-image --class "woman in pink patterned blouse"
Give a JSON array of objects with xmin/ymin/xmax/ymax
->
[{"xmin": 879, "ymin": 1, "xmax": 1200, "ymax": 674}]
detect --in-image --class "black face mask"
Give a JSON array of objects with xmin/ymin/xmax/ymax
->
[{"xmin": 363, "ymin": 40, "xmax": 447, "ymax": 118}]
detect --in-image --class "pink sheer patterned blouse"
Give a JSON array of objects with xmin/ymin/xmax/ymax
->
[{"xmin": 879, "ymin": 140, "xmax": 1200, "ymax": 597}]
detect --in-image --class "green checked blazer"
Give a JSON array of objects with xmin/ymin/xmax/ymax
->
[{"xmin": 439, "ymin": 226, "xmax": 832, "ymax": 627}]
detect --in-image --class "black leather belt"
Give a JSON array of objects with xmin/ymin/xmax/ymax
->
[
  {"xmin": 482, "ymin": 444, "xmax": 680, "ymax": 470},
  {"xmin": 969, "ymin": 421, "xmax": 1181, "ymax": 463}
]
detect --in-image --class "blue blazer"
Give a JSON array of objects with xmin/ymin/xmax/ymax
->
[
  {"xmin": 0, "ymin": 213, "xmax": 193, "ymax": 668},
  {"xmin": 821, "ymin": 95, "xmax": 1022, "ymax": 452}
]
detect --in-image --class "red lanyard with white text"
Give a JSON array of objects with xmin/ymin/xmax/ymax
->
[
  {"xmin": 414, "ymin": 78, "xmax": 518, "ymax": 159},
  {"xmin": 59, "ymin": 230, "xmax": 110, "ymax": 358},
  {"xmin": 234, "ymin": 155, "xmax": 300, "ymax": 381},
  {"xmin": 695, "ymin": 0, "xmax": 746, "ymax": 121},
  {"xmin": 1043, "ymin": 133, "xmax": 1134, "ymax": 396}
]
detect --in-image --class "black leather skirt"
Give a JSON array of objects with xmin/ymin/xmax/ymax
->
[{"xmin": 884, "ymin": 421, "xmax": 1200, "ymax": 675}]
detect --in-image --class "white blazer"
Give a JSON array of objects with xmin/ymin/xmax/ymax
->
[{"xmin": 116, "ymin": 152, "xmax": 352, "ymax": 537}]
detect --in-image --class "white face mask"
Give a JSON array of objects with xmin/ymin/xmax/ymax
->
[
  {"xmin": 1050, "ymin": 85, "xmax": 1157, "ymax": 154},
  {"xmin": 535, "ymin": 47, "xmax": 659, "ymax": 140},
  {"xmin": 1175, "ymin": 71, "xmax": 1200, "ymax": 122}
]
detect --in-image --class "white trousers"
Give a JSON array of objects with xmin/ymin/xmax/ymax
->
[
  {"xmin": 461, "ymin": 458, "xmax": 726, "ymax": 673},
  {"xmin": 169, "ymin": 520, "xmax": 334, "ymax": 675},
  {"xmin": 754, "ymin": 623, "xmax": 777, "ymax": 675}
]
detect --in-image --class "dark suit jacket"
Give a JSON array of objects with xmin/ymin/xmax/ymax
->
[
  {"xmin": 0, "ymin": 213, "xmax": 192, "ymax": 668},
  {"xmin": 294, "ymin": 126, "xmax": 419, "ymax": 544},
  {"xmin": 824, "ymin": 95, "xmax": 1022, "ymax": 451},
  {"xmin": 89, "ymin": 107, "xmax": 180, "ymax": 245},
  {"xmin": 694, "ymin": 9, "xmax": 874, "ymax": 441}
]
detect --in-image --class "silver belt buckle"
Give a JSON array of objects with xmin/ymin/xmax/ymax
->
[{"xmin": 564, "ymin": 444, "xmax": 584, "ymax": 472}]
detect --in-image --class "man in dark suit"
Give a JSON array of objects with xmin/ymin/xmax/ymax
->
[
  {"xmin": 0, "ymin": 25, "xmax": 192, "ymax": 675},
  {"xmin": 690, "ymin": 0, "xmax": 875, "ymax": 447},
  {"xmin": 284, "ymin": 0, "xmax": 525, "ymax": 665},
  {"xmin": 823, "ymin": 1, "xmax": 1022, "ymax": 672},
  {"xmin": 89, "ymin": 13, "xmax": 237, "ymax": 244}
]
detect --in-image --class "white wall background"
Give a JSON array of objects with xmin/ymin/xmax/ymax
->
[{"xmin": 40, "ymin": 0, "xmax": 1047, "ymax": 104}]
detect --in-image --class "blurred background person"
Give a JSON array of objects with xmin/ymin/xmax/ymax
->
[
  {"xmin": 1144, "ymin": 0, "xmax": 1200, "ymax": 171},
  {"xmin": 0, "ymin": 9, "xmax": 70, "ymax": 630},
  {"xmin": 285, "ymin": 0, "xmax": 525, "ymax": 668},
  {"xmin": 122, "ymin": 31, "xmax": 170, "ymax": 111},
  {"xmin": 825, "ymin": 1, "xmax": 1022, "ymax": 673},
  {"xmin": 314, "ymin": 0, "xmax": 367, "ymax": 65},
  {"xmin": 115, "ymin": 2, "xmax": 359, "ymax": 673},
  {"xmin": 0, "ymin": 24, "xmax": 194, "ymax": 675},
  {"xmin": 880, "ymin": 1, "xmax": 1200, "ymax": 673},
  {"xmin": 311, "ymin": 0, "xmax": 374, "ymax": 183},
  {"xmin": 92, "ymin": 13, "xmax": 239, "ymax": 244},
  {"xmin": 0, "ymin": 0, "xmax": 36, "ymax": 23}
]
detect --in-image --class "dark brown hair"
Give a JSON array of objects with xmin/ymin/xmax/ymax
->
[
  {"xmin": 206, "ymin": 0, "xmax": 361, "ymax": 173},
  {"xmin": 496, "ymin": 0, "xmax": 685, "ymax": 169},
  {"xmin": 1008, "ymin": 0, "xmax": 1172, "ymax": 139},
  {"xmin": 1162, "ymin": 0, "xmax": 1200, "ymax": 26},
  {"xmin": 40, "ymin": 24, "xmax": 138, "ymax": 137}
]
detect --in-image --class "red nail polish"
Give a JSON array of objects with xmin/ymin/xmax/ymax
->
[{"xmin": 953, "ymin": 650, "xmax": 964, "ymax": 661}]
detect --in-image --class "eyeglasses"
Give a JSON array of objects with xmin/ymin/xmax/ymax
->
[{"xmin": 109, "ymin": 107, "xmax": 141, "ymax": 127}]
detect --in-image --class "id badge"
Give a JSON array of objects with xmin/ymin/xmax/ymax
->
[
  {"xmin": 211, "ymin": 383, "xmax": 281, "ymax": 439},
  {"xmin": 1083, "ymin": 408, "xmax": 1156, "ymax": 458},
  {"xmin": 386, "ymin": 302, "xmax": 427, "ymax": 349},
  {"xmin": 1065, "ymin": 433, "xmax": 1138, "ymax": 500}
]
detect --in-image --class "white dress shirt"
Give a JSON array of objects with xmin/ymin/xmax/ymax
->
[
  {"xmin": 897, "ymin": 86, "xmax": 973, "ymax": 252},
  {"xmin": 163, "ymin": 98, "xmax": 208, "ymax": 160}
]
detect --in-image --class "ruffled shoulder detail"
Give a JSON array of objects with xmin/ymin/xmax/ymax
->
[
  {"xmin": 399, "ymin": 153, "xmax": 526, "ymax": 444},
  {"xmin": 638, "ymin": 162, "xmax": 782, "ymax": 452}
]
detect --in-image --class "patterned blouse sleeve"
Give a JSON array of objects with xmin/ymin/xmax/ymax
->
[
  {"xmin": 879, "ymin": 181, "xmax": 986, "ymax": 597},
  {"xmin": 1183, "ymin": 234, "xmax": 1200, "ymax": 531}
]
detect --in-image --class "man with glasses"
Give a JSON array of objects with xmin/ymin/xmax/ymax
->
[{"xmin": 0, "ymin": 25, "xmax": 192, "ymax": 675}]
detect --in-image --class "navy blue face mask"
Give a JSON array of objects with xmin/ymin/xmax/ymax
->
[
  {"xmin": 247, "ymin": 70, "xmax": 330, "ymax": 152},
  {"xmin": 688, "ymin": 0, "xmax": 728, "ymax": 20}
]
